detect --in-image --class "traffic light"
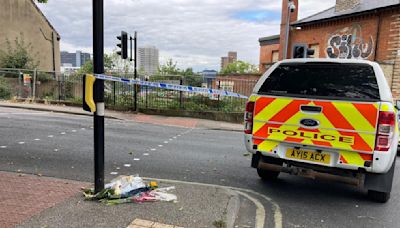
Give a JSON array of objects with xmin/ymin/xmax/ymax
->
[
  {"xmin": 116, "ymin": 31, "xmax": 128, "ymax": 59},
  {"xmin": 293, "ymin": 45, "xmax": 306, "ymax": 58},
  {"xmin": 83, "ymin": 74, "xmax": 96, "ymax": 113}
]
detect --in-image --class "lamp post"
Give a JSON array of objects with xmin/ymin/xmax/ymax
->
[{"xmin": 283, "ymin": 0, "xmax": 296, "ymax": 59}]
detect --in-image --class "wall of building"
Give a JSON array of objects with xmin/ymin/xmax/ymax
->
[
  {"xmin": 287, "ymin": 8, "xmax": 400, "ymax": 98},
  {"xmin": 289, "ymin": 16, "xmax": 378, "ymax": 60},
  {"xmin": 259, "ymin": 43, "xmax": 280, "ymax": 73},
  {"xmin": 0, "ymin": 0, "xmax": 60, "ymax": 72},
  {"xmin": 387, "ymin": 12, "xmax": 400, "ymax": 99}
]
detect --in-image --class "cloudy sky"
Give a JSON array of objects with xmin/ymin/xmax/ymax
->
[{"xmin": 37, "ymin": 0, "xmax": 336, "ymax": 71}]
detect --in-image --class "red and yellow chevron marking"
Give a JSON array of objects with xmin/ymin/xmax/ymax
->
[
  {"xmin": 251, "ymin": 95, "xmax": 379, "ymax": 153},
  {"xmin": 339, "ymin": 151, "xmax": 373, "ymax": 166}
]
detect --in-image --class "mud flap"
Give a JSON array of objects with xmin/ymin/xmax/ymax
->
[
  {"xmin": 251, "ymin": 153, "xmax": 260, "ymax": 168},
  {"xmin": 364, "ymin": 160, "xmax": 396, "ymax": 193}
]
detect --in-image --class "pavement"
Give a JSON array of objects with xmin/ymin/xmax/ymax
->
[
  {"xmin": 0, "ymin": 101, "xmax": 258, "ymax": 228},
  {"xmin": 2, "ymin": 171, "xmax": 258, "ymax": 228}
]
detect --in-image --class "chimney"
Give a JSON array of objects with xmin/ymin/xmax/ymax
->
[
  {"xmin": 279, "ymin": 0, "xmax": 299, "ymax": 60},
  {"xmin": 335, "ymin": 0, "xmax": 361, "ymax": 12}
]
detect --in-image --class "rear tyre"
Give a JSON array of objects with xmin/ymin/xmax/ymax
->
[
  {"xmin": 257, "ymin": 156, "xmax": 283, "ymax": 180},
  {"xmin": 257, "ymin": 168, "xmax": 280, "ymax": 180},
  {"xmin": 368, "ymin": 190, "xmax": 390, "ymax": 203}
]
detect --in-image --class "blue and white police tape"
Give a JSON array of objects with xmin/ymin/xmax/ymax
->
[{"xmin": 94, "ymin": 74, "xmax": 249, "ymax": 99}]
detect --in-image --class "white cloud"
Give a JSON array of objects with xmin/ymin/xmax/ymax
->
[{"xmin": 38, "ymin": 0, "xmax": 336, "ymax": 71}]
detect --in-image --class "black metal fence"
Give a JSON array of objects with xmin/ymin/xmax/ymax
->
[{"xmin": 0, "ymin": 68, "xmax": 258, "ymax": 113}]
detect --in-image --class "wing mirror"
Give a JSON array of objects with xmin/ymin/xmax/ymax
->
[{"xmin": 396, "ymin": 100, "xmax": 400, "ymax": 110}]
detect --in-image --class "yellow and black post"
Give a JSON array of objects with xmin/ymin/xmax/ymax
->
[{"xmin": 82, "ymin": 74, "xmax": 96, "ymax": 113}]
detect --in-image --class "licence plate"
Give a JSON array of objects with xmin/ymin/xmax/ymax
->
[{"xmin": 286, "ymin": 148, "xmax": 331, "ymax": 164}]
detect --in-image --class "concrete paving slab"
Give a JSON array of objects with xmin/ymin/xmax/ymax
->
[{"xmin": 16, "ymin": 179, "xmax": 239, "ymax": 228}]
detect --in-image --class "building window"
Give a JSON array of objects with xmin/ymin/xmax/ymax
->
[
  {"xmin": 309, "ymin": 44, "xmax": 320, "ymax": 58},
  {"xmin": 272, "ymin": 51, "xmax": 279, "ymax": 63}
]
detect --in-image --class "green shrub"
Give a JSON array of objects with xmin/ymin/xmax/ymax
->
[{"xmin": 0, "ymin": 78, "xmax": 11, "ymax": 99}]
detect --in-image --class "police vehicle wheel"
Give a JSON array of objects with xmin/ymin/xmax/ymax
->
[
  {"xmin": 257, "ymin": 168, "xmax": 280, "ymax": 180},
  {"xmin": 368, "ymin": 190, "xmax": 390, "ymax": 203},
  {"xmin": 257, "ymin": 156, "xmax": 282, "ymax": 180}
]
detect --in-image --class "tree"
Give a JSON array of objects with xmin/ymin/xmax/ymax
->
[
  {"xmin": 75, "ymin": 52, "xmax": 132, "ymax": 78},
  {"xmin": 182, "ymin": 68, "xmax": 202, "ymax": 86},
  {"xmin": 158, "ymin": 58, "xmax": 180, "ymax": 75},
  {"xmin": 155, "ymin": 58, "xmax": 202, "ymax": 86},
  {"xmin": 0, "ymin": 34, "xmax": 39, "ymax": 69},
  {"xmin": 37, "ymin": 0, "xmax": 48, "ymax": 3},
  {"xmin": 220, "ymin": 60, "xmax": 259, "ymax": 74},
  {"xmin": 108, "ymin": 52, "xmax": 132, "ymax": 74},
  {"xmin": 77, "ymin": 60, "xmax": 93, "ymax": 74}
]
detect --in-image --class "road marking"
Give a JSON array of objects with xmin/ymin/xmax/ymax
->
[
  {"xmin": 173, "ymin": 136, "xmax": 177, "ymax": 139},
  {"xmin": 54, "ymin": 149, "xmax": 59, "ymax": 152},
  {"xmin": 71, "ymin": 130, "xmax": 77, "ymax": 133},
  {"xmin": 143, "ymin": 153, "xmax": 149, "ymax": 156},
  {"xmin": 163, "ymin": 141, "xmax": 169, "ymax": 144},
  {"xmin": 177, "ymin": 135, "xmax": 181, "ymax": 137},
  {"xmin": 236, "ymin": 191, "xmax": 266, "ymax": 228},
  {"xmin": 18, "ymin": 142, "xmax": 25, "ymax": 145},
  {"xmin": 169, "ymin": 138, "xmax": 173, "ymax": 141},
  {"xmin": 34, "ymin": 139, "xmax": 40, "ymax": 141},
  {"xmin": 81, "ymin": 128, "xmax": 86, "ymax": 130},
  {"xmin": 124, "ymin": 164, "xmax": 131, "ymax": 167},
  {"xmin": 48, "ymin": 135, "xmax": 54, "ymax": 138},
  {"xmin": 116, "ymin": 167, "xmax": 120, "ymax": 170},
  {"xmin": 158, "ymin": 145, "xmax": 163, "ymax": 147},
  {"xmin": 0, "ymin": 146, "xmax": 7, "ymax": 149},
  {"xmin": 134, "ymin": 158, "xmax": 140, "ymax": 161},
  {"xmin": 0, "ymin": 112, "xmax": 50, "ymax": 115},
  {"xmin": 142, "ymin": 177, "xmax": 283, "ymax": 228},
  {"xmin": 60, "ymin": 132, "xmax": 66, "ymax": 135},
  {"xmin": 110, "ymin": 172, "xmax": 118, "ymax": 175},
  {"xmin": 150, "ymin": 148, "xmax": 156, "ymax": 151}
]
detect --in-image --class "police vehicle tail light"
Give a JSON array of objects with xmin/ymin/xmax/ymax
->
[
  {"xmin": 375, "ymin": 111, "xmax": 395, "ymax": 151},
  {"xmin": 244, "ymin": 101, "xmax": 255, "ymax": 134}
]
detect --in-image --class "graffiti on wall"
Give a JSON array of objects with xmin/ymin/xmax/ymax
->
[{"xmin": 326, "ymin": 24, "xmax": 374, "ymax": 59}]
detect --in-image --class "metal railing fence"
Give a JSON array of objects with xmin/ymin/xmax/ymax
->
[{"xmin": 0, "ymin": 68, "xmax": 258, "ymax": 113}]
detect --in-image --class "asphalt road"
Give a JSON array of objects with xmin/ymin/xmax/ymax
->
[{"xmin": 1, "ymin": 107, "xmax": 399, "ymax": 228}]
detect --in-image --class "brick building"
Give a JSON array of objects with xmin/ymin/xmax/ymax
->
[
  {"xmin": 259, "ymin": 0, "xmax": 400, "ymax": 98},
  {"xmin": 259, "ymin": 35, "xmax": 280, "ymax": 73},
  {"xmin": 220, "ymin": 51, "xmax": 237, "ymax": 70}
]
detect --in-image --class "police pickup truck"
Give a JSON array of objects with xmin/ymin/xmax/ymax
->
[{"xmin": 244, "ymin": 59, "xmax": 398, "ymax": 203}]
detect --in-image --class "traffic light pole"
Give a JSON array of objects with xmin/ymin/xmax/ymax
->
[{"xmin": 93, "ymin": 0, "xmax": 105, "ymax": 193}]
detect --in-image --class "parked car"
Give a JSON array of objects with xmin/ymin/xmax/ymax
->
[{"xmin": 244, "ymin": 59, "xmax": 398, "ymax": 203}]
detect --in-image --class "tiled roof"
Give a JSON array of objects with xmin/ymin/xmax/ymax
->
[
  {"xmin": 259, "ymin": 35, "xmax": 280, "ymax": 46},
  {"xmin": 293, "ymin": 0, "xmax": 400, "ymax": 26}
]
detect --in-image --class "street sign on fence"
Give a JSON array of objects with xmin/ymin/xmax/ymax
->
[{"xmin": 23, "ymin": 74, "xmax": 31, "ymax": 86}]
